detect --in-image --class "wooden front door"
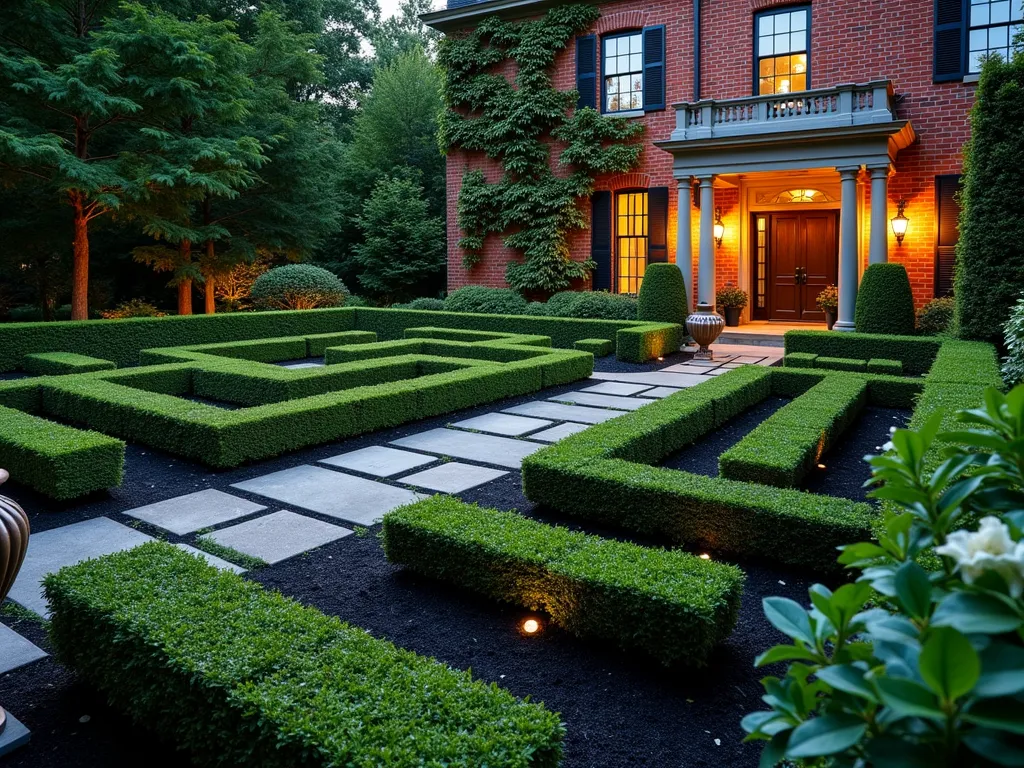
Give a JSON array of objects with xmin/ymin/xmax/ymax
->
[{"xmin": 765, "ymin": 211, "xmax": 837, "ymax": 322}]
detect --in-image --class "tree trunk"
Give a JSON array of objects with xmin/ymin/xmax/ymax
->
[
  {"xmin": 70, "ymin": 191, "xmax": 90, "ymax": 321},
  {"xmin": 204, "ymin": 239, "xmax": 216, "ymax": 314},
  {"xmin": 178, "ymin": 239, "xmax": 193, "ymax": 316}
]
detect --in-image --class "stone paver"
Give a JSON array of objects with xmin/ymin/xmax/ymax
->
[
  {"xmin": 398, "ymin": 462, "xmax": 508, "ymax": 493},
  {"xmin": 207, "ymin": 510, "xmax": 351, "ymax": 565},
  {"xmin": 503, "ymin": 401, "xmax": 623, "ymax": 424},
  {"xmin": 281, "ymin": 361, "xmax": 323, "ymax": 369},
  {"xmin": 587, "ymin": 371, "xmax": 707, "ymax": 388},
  {"xmin": 175, "ymin": 543, "xmax": 247, "ymax": 574},
  {"xmin": 8, "ymin": 517, "xmax": 154, "ymax": 617},
  {"xmin": 392, "ymin": 428, "xmax": 543, "ymax": 469},
  {"xmin": 580, "ymin": 382, "xmax": 652, "ymax": 396},
  {"xmin": 526, "ymin": 422, "xmax": 591, "ymax": 443},
  {"xmin": 637, "ymin": 386, "xmax": 684, "ymax": 399},
  {"xmin": 662, "ymin": 363, "xmax": 718, "ymax": 374},
  {"xmin": 733, "ymin": 355, "xmax": 769, "ymax": 364},
  {"xmin": 320, "ymin": 445, "xmax": 435, "ymax": 477},
  {"xmin": 0, "ymin": 622, "xmax": 46, "ymax": 674},
  {"xmin": 233, "ymin": 465, "xmax": 424, "ymax": 525},
  {"xmin": 451, "ymin": 413, "xmax": 552, "ymax": 436},
  {"xmin": 706, "ymin": 368, "xmax": 730, "ymax": 376},
  {"xmin": 0, "ymin": 711, "xmax": 30, "ymax": 756},
  {"xmin": 550, "ymin": 392, "xmax": 651, "ymax": 411},
  {"xmin": 124, "ymin": 489, "xmax": 266, "ymax": 535}
]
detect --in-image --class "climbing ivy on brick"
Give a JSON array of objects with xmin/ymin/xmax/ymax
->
[{"xmin": 439, "ymin": 5, "xmax": 643, "ymax": 293}]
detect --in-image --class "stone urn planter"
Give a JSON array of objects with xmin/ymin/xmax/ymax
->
[
  {"xmin": 0, "ymin": 469, "xmax": 30, "ymax": 738},
  {"xmin": 686, "ymin": 302, "xmax": 726, "ymax": 360}
]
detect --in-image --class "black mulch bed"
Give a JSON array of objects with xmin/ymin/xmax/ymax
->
[{"xmin": 0, "ymin": 354, "xmax": 894, "ymax": 768}]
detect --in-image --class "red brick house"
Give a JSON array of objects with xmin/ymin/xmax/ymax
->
[{"xmin": 425, "ymin": 0, "xmax": 1014, "ymax": 329}]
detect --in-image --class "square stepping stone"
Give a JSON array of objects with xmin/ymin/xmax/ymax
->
[
  {"xmin": 174, "ymin": 543, "xmax": 246, "ymax": 574},
  {"xmin": 580, "ymin": 382, "xmax": 652, "ymax": 396},
  {"xmin": 320, "ymin": 446, "xmax": 435, "ymax": 478},
  {"xmin": 281, "ymin": 361, "xmax": 323, "ymax": 369},
  {"xmin": 398, "ymin": 462, "xmax": 508, "ymax": 493},
  {"xmin": 124, "ymin": 489, "xmax": 266, "ymax": 535},
  {"xmin": 8, "ymin": 517, "xmax": 154, "ymax": 617},
  {"xmin": 503, "ymin": 401, "xmax": 622, "ymax": 424},
  {"xmin": 207, "ymin": 510, "xmax": 351, "ymax": 565},
  {"xmin": 733, "ymin": 356, "xmax": 767, "ymax": 364},
  {"xmin": 0, "ymin": 711, "xmax": 30, "ymax": 756},
  {"xmin": 232, "ymin": 465, "xmax": 424, "ymax": 526},
  {"xmin": 662, "ymin": 363, "xmax": 719, "ymax": 374},
  {"xmin": 526, "ymin": 422, "xmax": 591, "ymax": 443},
  {"xmin": 549, "ymin": 392, "xmax": 650, "ymax": 411},
  {"xmin": 638, "ymin": 386, "xmax": 683, "ymax": 399},
  {"xmin": 451, "ymin": 413, "xmax": 552, "ymax": 436},
  {"xmin": 706, "ymin": 368, "xmax": 730, "ymax": 376},
  {"xmin": 392, "ymin": 428, "xmax": 543, "ymax": 469},
  {"xmin": 0, "ymin": 622, "xmax": 46, "ymax": 674},
  {"xmin": 587, "ymin": 371, "xmax": 706, "ymax": 388}
]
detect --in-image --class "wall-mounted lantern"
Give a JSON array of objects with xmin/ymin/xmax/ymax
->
[
  {"xmin": 713, "ymin": 207, "xmax": 725, "ymax": 249},
  {"xmin": 890, "ymin": 199, "xmax": 909, "ymax": 246}
]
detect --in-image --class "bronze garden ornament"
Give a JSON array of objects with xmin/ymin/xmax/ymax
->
[{"xmin": 0, "ymin": 468, "xmax": 31, "ymax": 737}]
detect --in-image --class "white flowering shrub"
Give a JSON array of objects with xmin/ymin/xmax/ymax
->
[
  {"xmin": 1002, "ymin": 293, "xmax": 1024, "ymax": 387},
  {"xmin": 742, "ymin": 386, "xmax": 1024, "ymax": 766}
]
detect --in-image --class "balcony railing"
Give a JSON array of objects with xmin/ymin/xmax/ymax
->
[{"xmin": 668, "ymin": 81, "xmax": 898, "ymax": 143}]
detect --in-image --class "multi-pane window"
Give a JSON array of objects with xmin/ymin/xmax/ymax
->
[
  {"xmin": 968, "ymin": 0, "xmax": 1023, "ymax": 72},
  {"xmin": 755, "ymin": 8, "xmax": 809, "ymax": 95},
  {"xmin": 603, "ymin": 33, "xmax": 643, "ymax": 113},
  {"xmin": 615, "ymin": 192, "xmax": 648, "ymax": 294}
]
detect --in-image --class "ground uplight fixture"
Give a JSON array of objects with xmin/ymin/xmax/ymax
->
[
  {"xmin": 522, "ymin": 618, "xmax": 540, "ymax": 634},
  {"xmin": 699, "ymin": 553, "xmax": 712, "ymax": 560},
  {"xmin": 713, "ymin": 207, "xmax": 725, "ymax": 248},
  {"xmin": 890, "ymin": 199, "xmax": 909, "ymax": 246}
]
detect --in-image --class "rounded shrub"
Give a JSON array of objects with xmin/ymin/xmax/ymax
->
[
  {"xmin": 637, "ymin": 264, "xmax": 687, "ymax": 326},
  {"xmin": 443, "ymin": 286, "xmax": 528, "ymax": 315},
  {"xmin": 854, "ymin": 263, "xmax": 916, "ymax": 335},
  {"xmin": 250, "ymin": 265, "xmax": 347, "ymax": 311},
  {"xmin": 523, "ymin": 301, "xmax": 549, "ymax": 315},
  {"xmin": 562, "ymin": 292, "xmax": 637, "ymax": 320},
  {"xmin": 1002, "ymin": 292, "xmax": 1024, "ymax": 386},
  {"xmin": 402, "ymin": 297, "xmax": 445, "ymax": 311},
  {"xmin": 543, "ymin": 291, "xmax": 580, "ymax": 317},
  {"xmin": 344, "ymin": 295, "xmax": 371, "ymax": 308},
  {"xmin": 916, "ymin": 296, "xmax": 955, "ymax": 336}
]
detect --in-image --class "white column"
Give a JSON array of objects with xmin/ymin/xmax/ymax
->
[
  {"xmin": 835, "ymin": 166, "xmax": 861, "ymax": 332},
  {"xmin": 868, "ymin": 164, "xmax": 890, "ymax": 265},
  {"xmin": 697, "ymin": 176, "xmax": 716, "ymax": 308},
  {"xmin": 676, "ymin": 179, "xmax": 693, "ymax": 313}
]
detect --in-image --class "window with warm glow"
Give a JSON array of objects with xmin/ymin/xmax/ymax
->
[
  {"xmin": 603, "ymin": 32, "xmax": 644, "ymax": 113},
  {"xmin": 755, "ymin": 7, "xmax": 809, "ymax": 95},
  {"xmin": 968, "ymin": 0, "xmax": 1024, "ymax": 73},
  {"xmin": 615, "ymin": 191, "xmax": 648, "ymax": 294}
]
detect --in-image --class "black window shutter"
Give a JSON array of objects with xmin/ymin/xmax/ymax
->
[
  {"xmin": 935, "ymin": 174, "xmax": 962, "ymax": 296},
  {"xmin": 648, "ymin": 187, "xmax": 669, "ymax": 263},
  {"xmin": 591, "ymin": 191, "xmax": 612, "ymax": 290},
  {"xmin": 643, "ymin": 26, "xmax": 666, "ymax": 111},
  {"xmin": 576, "ymin": 35, "xmax": 597, "ymax": 110},
  {"xmin": 934, "ymin": 0, "xmax": 966, "ymax": 82}
]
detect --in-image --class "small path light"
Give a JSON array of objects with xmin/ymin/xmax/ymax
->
[
  {"xmin": 817, "ymin": 463, "xmax": 827, "ymax": 470},
  {"xmin": 521, "ymin": 618, "xmax": 541, "ymax": 635},
  {"xmin": 699, "ymin": 553, "xmax": 712, "ymax": 560}
]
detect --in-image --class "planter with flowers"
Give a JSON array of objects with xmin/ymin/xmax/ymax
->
[
  {"xmin": 816, "ymin": 284, "xmax": 839, "ymax": 330},
  {"xmin": 716, "ymin": 285, "xmax": 748, "ymax": 327}
]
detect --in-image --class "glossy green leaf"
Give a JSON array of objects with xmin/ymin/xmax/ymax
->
[
  {"xmin": 815, "ymin": 664, "xmax": 878, "ymax": 702},
  {"xmin": 894, "ymin": 561, "xmax": 932, "ymax": 620},
  {"xmin": 784, "ymin": 713, "xmax": 866, "ymax": 758},
  {"xmin": 919, "ymin": 627, "xmax": 979, "ymax": 702},
  {"xmin": 964, "ymin": 727, "xmax": 1024, "ymax": 767},
  {"xmin": 762, "ymin": 597, "xmax": 814, "ymax": 646},
  {"xmin": 932, "ymin": 592, "xmax": 1023, "ymax": 634},
  {"xmin": 976, "ymin": 643, "xmax": 1024, "ymax": 698},
  {"xmin": 755, "ymin": 644, "xmax": 819, "ymax": 667},
  {"xmin": 875, "ymin": 677, "xmax": 945, "ymax": 721},
  {"xmin": 964, "ymin": 698, "xmax": 1024, "ymax": 735}
]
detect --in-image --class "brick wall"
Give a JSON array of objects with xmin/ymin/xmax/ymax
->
[{"xmin": 444, "ymin": 0, "xmax": 976, "ymax": 309}]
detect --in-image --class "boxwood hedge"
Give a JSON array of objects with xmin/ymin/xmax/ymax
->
[
  {"xmin": 382, "ymin": 496, "xmax": 745, "ymax": 667},
  {"xmin": 784, "ymin": 330, "xmax": 941, "ymax": 375},
  {"xmin": 44, "ymin": 542, "xmax": 564, "ymax": 767},
  {"xmin": 22, "ymin": 352, "xmax": 116, "ymax": 376}
]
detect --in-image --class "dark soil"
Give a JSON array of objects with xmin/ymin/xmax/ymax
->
[{"xmin": 0, "ymin": 356, "xmax": 890, "ymax": 768}]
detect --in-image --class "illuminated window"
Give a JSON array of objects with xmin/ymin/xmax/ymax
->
[
  {"xmin": 603, "ymin": 32, "xmax": 644, "ymax": 113},
  {"xmin": 755, "ymin": 7, "xmax": 809, "ymax": 95},
  {"xmin": 616, "ymin": 191, "xmax": 648, "ymax": 294},
  {"xmin": 755, "ymin": 215, "xmax": 767, "ymax": 310},
  {"xmin": 773, "ymin": 188, "xmax": 835, "ymax": 204},
  {"xmin": 968, "ymin": 0, "xmax": 1024, "ymax": 73}
]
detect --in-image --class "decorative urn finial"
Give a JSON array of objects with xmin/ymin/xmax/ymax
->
[
  {"xmin": 0, "ymin": 469, "xmax": 30, "ymax": 737},
  {"xmin": 685, "ymin": 302, "xmax": 726, "ymax": 360}
]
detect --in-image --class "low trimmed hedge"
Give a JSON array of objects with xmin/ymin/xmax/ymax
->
[
  {"xmin": 522, "ymin": 367, "xmax": 875, "ymax": 571},
  {"xmin": 784, "ymin": 330, "xmax": 941, "ymax": 375},
  {"xmin": 573, "ymin": 338, "xmax": 613, "ymax": 356},
  {"xmin": 382, "ymin": 496, "xmax": 744, "ymax": 666},
  {"xmin": 867, "ymin": 358, "xmax": 903, "ymax": 376},
  {"xmin": 44, "ymin": 543, "xmax": 564, "ymax": 767},
  {"xmin": 719, "ymin": 375, "xmax": 868, "ymax": 487},
  {"xmin": 816, "ymin": 356, "xmax": 866, "ymax": 372},
  {"xmin": 784, "ymin": 352, "xmax": 817, "ymax": 369},
  {"xmin": 0, "ymin": 404, "xmax": 124, "ymax": 499},
  {"xmin": 22, "ymin": 352, "xmax": 116, "ymax": 376}
]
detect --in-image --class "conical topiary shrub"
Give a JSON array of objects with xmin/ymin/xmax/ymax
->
[
  {"xmin": 854, "ymin": 263, "xmax": 916, "ymax": 335},
  {"xmin": 637, "ymin": 264, "xmax": 688, "ymax": 326}
]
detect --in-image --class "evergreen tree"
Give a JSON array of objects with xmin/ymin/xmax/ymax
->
[{"xmin": 371, "ymin": 0, "xmax": 440, "ymax": 69}]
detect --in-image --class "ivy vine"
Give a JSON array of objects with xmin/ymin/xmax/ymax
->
[{"xmin": 439, "ymin": 4, "xmax": 644, "ymax": 294}]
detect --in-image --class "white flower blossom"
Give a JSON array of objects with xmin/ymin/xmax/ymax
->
[{"xmin": 935, "ymin": 517, "xmax": 1024, "ymax": 597}]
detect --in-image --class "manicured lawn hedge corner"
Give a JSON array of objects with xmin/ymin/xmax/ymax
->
[
  {"xmin": 784, "ymin": 352, "xmax": 817, "ymax": 369},
  {"xmin": 0, "ymin": 405, "xmax": 124, "ymax": 499},
  {"xmin": 784, "ymin": 330, "xmax": 941, "ymax": 375},
  {"xmin": 867, "ymin": 358, "xmax": 903, "ymax": 375},
  {"xmin": 383, "ymin": 497, "xmax": 745, "ymax": 666},
  {"xmin": 522, "ymin": 367, "xmax": 874, "ymax": 571},
  {"xmin": 573, "ymin": 338, "xmax": 613, "ymax": 356},
  {"xmin": 44, "ymin": 543, "xmax": 564, "ymax": 768},
  {"xmin": 815, "ymin": 356, "xmax": 866, "ymax": 372},
  {"xmin": 719, "ymin": 375, "xmax": 867, "ymax": 488},
  {"xmin": 22, "ymin": 352, "xmax": 116, "ymax": 376},
  {"xmin": 304, "ymin": 330, "xmax": 377, "ymax": 357}
]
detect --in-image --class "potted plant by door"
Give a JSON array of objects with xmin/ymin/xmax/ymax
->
[
  {"xmin": 715, "ymin": 284, "xmax": 748, "ymax": 327},
  {"xmin": 816, "ymin": 284, "xmax": 839, "ymax": 330}
]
